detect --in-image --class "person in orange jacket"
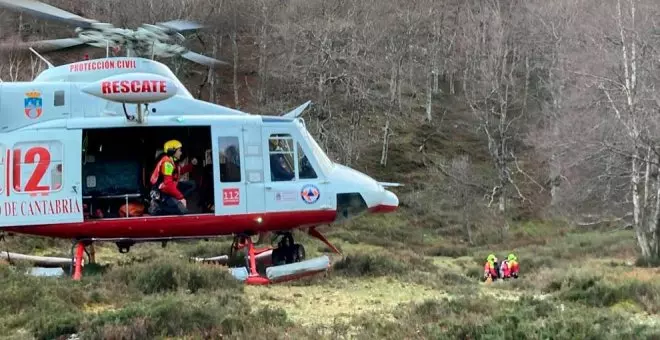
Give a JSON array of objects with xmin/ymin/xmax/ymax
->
[
  {"xmin": 149, "ymin": 139, "xmax": 197, "ymax": 215},
  {"xmin": 506, "ymin": 253, "xmax": 519, "ymax": 279},
  {"xmin": 483, "ymin": 254, "xmax": 499, "ymax": 281}
]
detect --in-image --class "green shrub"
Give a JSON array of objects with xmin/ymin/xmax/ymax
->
[
  {"xmin": 426, "ymin": 245, "xmax": 470, "ymax": 257},
  {"xmin": 333, "ymin": 254, "xmax": 409, "ymax": 277},
  {"xmin": 545, "ymin": 274, "xmax": 660, "ymax": 313},
  {"xmin": 32, "ymin": 312, "xmax": 82, "ymax": 340},
  {"xmin": 341, "ymin": 294, "xmax": 658, "ymax": 340},
  {"xmin": 104, "ymin": 257, "xmax": 243, "ymax": 294},
  {"xmin": 635, "ymin": 256, "xmax": 660, "ymax": 268},
  {"xmin": 332, "ymin": 252, "xmax": 436, "ymax": 279},
  {"xmin": 81, "ymin": 294, "xmax": 291, "ymax": 339}
]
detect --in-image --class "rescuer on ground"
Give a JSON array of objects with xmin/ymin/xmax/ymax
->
[
  {"xmin": 149, "ymin": 140, "xmax": 197, "ymax": 215},
  {"xmin": 483, "ymin": 254, "xmax": 499, "ymax": 282},
  {"xmin": 506, "ymin": 253, "xmax": 519, "ymax": 279}
]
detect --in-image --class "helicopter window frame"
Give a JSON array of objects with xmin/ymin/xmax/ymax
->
[
  {"xmin": 0, "ymin": 143, "xmax": 5, "ymax": 196},
  {"xmin": 297, "ymin": 142, "xmax": 318, "ymax": 179},
  {"xmin": 298, "ymin": 122, "xmax": 334, "ymax": 174},
  {"xmin": 11, "ymin": 140, "xmax": 64, "ymax": 195},
  {"xmin": 268, "ymin": 133, "xmax": 296, "ymax": 182},
  {"xmin": 54, "ymin": 90, "xmax": 65, "ymax": 107},
  {"xmin": 218, "ymin": 136, "xmax": 241, "ymax": 183}
]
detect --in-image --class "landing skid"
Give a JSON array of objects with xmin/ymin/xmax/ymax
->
[
  {"xmin": 226, "ymin": 228, "xmax": 339, "ymax": 285},
  {"xmin": 4, "ymin": 227, "xmax": 340, "ymax": 284}
]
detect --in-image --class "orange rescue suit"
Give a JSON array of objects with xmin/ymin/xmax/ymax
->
[
  {"xmin": 484, "ymin": 261, "xmax": 497, "ymax": 278},
  {"xmin": 150, "ymin": 155, "xmax": 193, "ymax": 200},
  {"xmin": 508, "ymin": 260, "xmax": 519, "ymax": 276}
]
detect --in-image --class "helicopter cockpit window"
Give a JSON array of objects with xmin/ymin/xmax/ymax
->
[
  {"xmin": 269, "ymin": 134, "xmax": 295, "ymax": 182},
  {"xmin": 297, "ymin": 143, "xmax": 317, "ymax": 179},
  {"xmin": 218, "ymin": 137, "xmax": 241, "ymax": 182},
  {"xmin": 54, "ymin": 90, "xmax": 65, "ymax": 107}
]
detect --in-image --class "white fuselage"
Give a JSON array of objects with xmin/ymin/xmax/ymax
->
[{"xmin": 0, "ymin": 57, "xmax": 398, "ymax": 232}]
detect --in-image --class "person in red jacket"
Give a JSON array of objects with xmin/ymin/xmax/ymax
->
[
  {"xmin": 148, "ymin": 140, "xmax": 197, "ymax": 215},
  {"xmin": 499, "ymin": 258, "xmax": 510, "ymax": 279},
  {"xmin": 507, "ymin": 253, "xmax": 519, "ymax": 279},
  {"xmin": 483, "ymin": 254, "xmax": 499, "ymax": 282}
]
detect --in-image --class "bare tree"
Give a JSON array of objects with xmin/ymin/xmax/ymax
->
[
  {"xmin": 567, "ymin": 0, "xmax": 660, "ymax": 259},
  {"xmin": 461, "ymin": 0, "xmax": 529, "ymax": 229}
]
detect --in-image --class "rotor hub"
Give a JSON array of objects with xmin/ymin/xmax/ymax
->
[{"xmin": 0, "ymin": 0, "xmax": 227, "ymax": 67}]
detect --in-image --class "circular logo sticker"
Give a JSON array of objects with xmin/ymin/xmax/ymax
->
[{"xmin": 301, "ymin": 184, "xmax": 320, "ymax": 204}]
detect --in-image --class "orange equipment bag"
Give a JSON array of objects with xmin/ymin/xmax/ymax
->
[{"xmin": 119, "ymin": 202, "xmax": 145, "ymax": 217}]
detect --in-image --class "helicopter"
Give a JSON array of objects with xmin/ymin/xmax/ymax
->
[{"xmin": 0, "ymin": 1, "xmax": 401, "ymax": 285}]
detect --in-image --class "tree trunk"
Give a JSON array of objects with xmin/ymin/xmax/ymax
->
[
  {"xmin": 208, "ymin": 35, "xmax": 220, "ymax": 103},
  {"xmin": 380, "ymin": 118, "xmax": 390, "ymax": 166},
  {"xmin": 632, "ymin": 150, "xmax": 652, "ymax": 258},
  {"xmin": 257, "ymin": 2, "xmax": 268, "ymax": 105},
  {"xmin": 464, "ymin": 216, "xmax": 473, "ymax": 245},
  {"xmin": 231, "ymin": 30, "xmax": 239, "ymax": 109},
  {"xmin": 426, "ymin": 69, "xmax": 433, "ymax": 121},
  {"xmin": 550, "ymin": 122, "xmax": 561, "ymax": 206}
]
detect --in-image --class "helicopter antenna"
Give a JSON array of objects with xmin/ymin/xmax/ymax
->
[{"xmin": 28, "ymin": 47, "xmax": 54, "ymax": 69}]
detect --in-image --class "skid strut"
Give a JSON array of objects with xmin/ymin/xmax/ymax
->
[
  {"xmin": 228, "ymin": 229, "xmax": 339, "ymax": 285},
  {"xmin": 231, "ymin": 234, "xmax": 270, "ymax": 285},
  {"xmin": 70, "ymin": 240, "xmax": 94, "ymax": 280},
  {"xmin": 71, "ymin": 241, "xmax": 85, "ymax": 280}
]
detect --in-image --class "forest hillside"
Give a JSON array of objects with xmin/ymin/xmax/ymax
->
[{"xmin": 1, "ymin": 0, "xmax": 660, "ymax": 339}]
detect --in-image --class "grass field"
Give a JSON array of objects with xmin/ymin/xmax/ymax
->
[{"xmin": 1, "ymin": 214, "xmax": 659, "ymax": 340}]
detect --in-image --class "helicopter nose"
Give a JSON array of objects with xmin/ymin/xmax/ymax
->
[{"xmin": 369, "ymin": 189, "xmax": 399, "ymax": 213}]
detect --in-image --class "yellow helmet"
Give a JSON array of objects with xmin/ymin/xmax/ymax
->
[{"xmin": 164, "ymin": 140, "xmax": 182, "ymax": 153}]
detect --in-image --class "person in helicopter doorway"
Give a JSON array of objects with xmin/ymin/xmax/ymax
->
[{"xmin": 149, "ymin": 140, "xmax": 198, "ymax": 215}]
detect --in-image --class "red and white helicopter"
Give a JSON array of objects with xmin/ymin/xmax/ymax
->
[{"xmin": 0, "ymin": 0, "xmax": 400, "ymax": 285}]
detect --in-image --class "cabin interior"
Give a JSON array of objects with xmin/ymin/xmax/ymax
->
[{"xmin": 81, "ymin": 126, "xmax": 214, "ymax": 219}]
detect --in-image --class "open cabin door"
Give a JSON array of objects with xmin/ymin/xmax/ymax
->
[{"xmin": 0, "ymin": 129, "xmax": 83, "ymax": 227}]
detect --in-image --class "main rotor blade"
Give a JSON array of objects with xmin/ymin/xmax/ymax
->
[
  {"xmin": 181, "ymin": 50, "xmax": 229, "ymax": 68},
  {"xmin": 27, "ymin": 37, "xmax": 86, "ymax": 52},
  {"xmin": 0, "ymin": 0, "xmax": 97, "ymax": 28},
  {"xmin": 157, "ymin": 19, "xmax": 203, "ymax": 32},
  {"xmin": 0, "ymin": 37, "xmax": 85, "ymax": 53}
]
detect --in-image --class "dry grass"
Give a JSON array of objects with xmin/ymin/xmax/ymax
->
[
  {"xmin": 2, "ymin": 221, "xmax": 660, "ymax": 339},
  {"xmin": 245, "ymin": 276, "xmax": 448, "ymax": 327}
]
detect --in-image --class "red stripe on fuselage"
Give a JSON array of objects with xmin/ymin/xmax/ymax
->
[
  {"xmin": 368, "ymin": 204, "xmax": 398, "ymax": 213},
  {"xmin": 3, "ymin": 210, "xmax": 337, "ymax": 239}
]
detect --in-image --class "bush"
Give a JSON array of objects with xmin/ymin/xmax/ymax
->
[
  {"xmin": 332, "ymin": 252, "xmax": 437, "ymax": 279},
  {"xmin": 333, "ymin": 254, "xmax": 410, "ymax": 278},
  {"xmin": 341, "ymin": 294, "xmax": 658, "ymax": 340},
  {"xmin": 0, "ymin": 271, "xmax": 99, "ymax": 339},
  {"xmin": 635, "ymin": 256, "xmax": 660, "ymax": 268},
  {"xmin": 81, "ymin": 294, "xmax": 292, "ymax": 339},
  {"xmin": 32, "ymin": 312, "xmax": 82, "ymax": 340},
  {"xmin": 104, "ymin": 257, "xmax": 243, "ymax": 294},
  {"xmin": 545, "ymin": 274, "xmax": 660, "ymax": 313},
  {"xmin": 426, "ymin": 245, "xmax": 470, "ymax": 257}
]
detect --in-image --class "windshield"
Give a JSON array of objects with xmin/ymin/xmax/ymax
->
[{"xmin": 298, "ymin": 122, "xmax": 334, "ymax": 173}]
